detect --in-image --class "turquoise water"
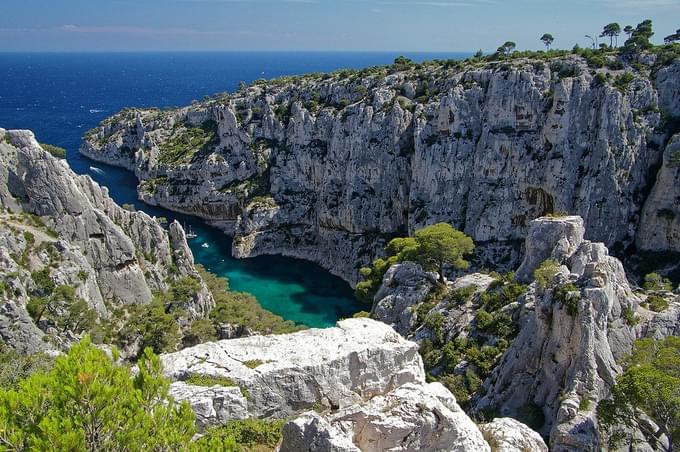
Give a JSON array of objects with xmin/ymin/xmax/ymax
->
[{"xmin": 0, "ymin": 51, "xmax": 468, "ymax": 327}]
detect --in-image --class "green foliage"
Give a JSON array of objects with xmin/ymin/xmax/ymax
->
[
  {"xmin": 623, "ymin": 19, "xmax": 654, "ymax": 53},
  {"xmin": 614, "ymin": 72, "xmax": 635, "ymax": 92},
  {"xmin": 182, "ymin": 318, "xmax": 217, "ymax": 348},
  {"xmin": 622, "ymin": 307, "xmax": 639, "ymax": 326},
  {"xmin": 540, "ymin": 33, "xmax": 554, "ymax": 50},
  {"xmin": 554, "ymin": 283, "xmax": 580, "ymax": 316},
  {"xmin": 193, "ymin": 419, "xmax": 286, "ymax": 451},
  {"xmin": 31, "ymin": 268, "xmax": 55, "ymax": 296},
  {"xmin": 643, "ymin": 272, "xmax": 673, "ymax": 291},
  {"xmin": 534, "ymin": 259, "xmax": 560, "ymax": 290},
  {"xmin": 118, "ymin": 297, "xmax": 181, "ymax": 356},
  {"xmin": 352, "ymin": 310, "xmax": 370, "ymax": 318},
  {"xmin": 244, "ymin": 360, "xmax": 265, "ymax": 369},
  {"xmin": 600, "ymin": 23, "xmax": 621, "ymax": 48},
  {"xmin": 157, "ymin": 120, "xmax": 219, "ymax": 165},
  {"xmin": 0, "ymin": 339, "xmax": 196, "ymax": 450},
  {"xmin": 0, "ymin": 347, "xmax": 53, "ymax": 390},
  {"xmin": 496, "ymin": 41, "xmax": 516, "ymax": 56},
  {"xmin": 646, "ymin": 295, "xmax": 670, "ymax": 313},
  {"xmin": 185, "ymin": 373, "xmax": 238, "ymax": 387},
  {"xmin": 413, "ymin": 223, "xmax": 475, "ymax": 282},
  {"xmin": 598, "ymin": 336, "xmax": 680, "ymax": 451},
  {"xmin": 40, "ymin": 143, "xmax": 66, "ymax": 159}
]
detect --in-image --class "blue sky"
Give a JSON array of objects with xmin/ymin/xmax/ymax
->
[{"xmin": 1, "ymin": 0, "xmax": 678, "ymax": 52}]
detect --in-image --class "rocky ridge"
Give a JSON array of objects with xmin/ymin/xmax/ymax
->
[
  {"xmin": 81, "ymin": 56, "xmax": 680, "ymax": 285},
  {"xmin": 0, "ymin": 128, "xmax": 213, "ymax": 353},
  {"xmin": 159, "ymin": 317, "xmax": 548, "ymax": 451}
]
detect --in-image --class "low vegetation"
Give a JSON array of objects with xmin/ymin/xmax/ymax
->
[
  {"xmin": 420, "ymin": 273, "xmax": 527, "ymax": 409},
  {"xmin": 598, "ymin": 336, "xmax": 680, "ymax": 451},
  {"xmin": 39, "ymin": 143, "xmax": 66, "ymax": 159},
  {"xmin": 157, "ymin": 120, "xmax": 219, "ymax": 165}
]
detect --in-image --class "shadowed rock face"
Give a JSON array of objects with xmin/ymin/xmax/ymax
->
[
  {"xmin": 0, "ymin": 128, "xmax": 213, "ymax": 353},
  {"xmin": 82, "ymin": 58, "xmax": 680, "ymax": 284},
  {"xmin": 160, "ymin": 318, "xmax": 546, "ymax": 450}
]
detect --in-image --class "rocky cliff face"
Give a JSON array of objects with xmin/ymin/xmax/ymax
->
[
  {"xmin": 81, "ymin": 57, "xmax": 680, "ymax": 285},
  {"xmin": 159, "ymin": 317, "xmax": 547, "ymax": 451},
  {"xmin": 0, "ymin": 128, "xmax": 213, "ymax": 353},
  {"xmin": 370, "ymin": 215, "xmax": 678, "ymax": 451}
]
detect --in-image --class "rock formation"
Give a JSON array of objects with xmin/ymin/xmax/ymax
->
[
  {"xmin": 81, "ymin": 57, "xmax": 680, "ymax": 285},
  {"xmin": 0, "ymin": 128, "xmax": 213, "ymax": 353},
  {"xmin": 159, "ymin": 317, "xmax": 546, "ymax": 450},
  {"xmin": 369, "ymin": 215, "xmax": 680, "ymax": 451}
]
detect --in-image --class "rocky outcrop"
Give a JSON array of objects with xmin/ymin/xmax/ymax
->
[
  {"xmin": 370, "ymin": 262, "xmax": 438, "ymax": 336},
  {"xmin": 280, "ymin": 382, "xmax": 492, "ymax": 452},
  {"xmin": 81, "ymin": 57, "xmax": 680, "ymax": 285},
  {"xmin": 0, "ymin": 128, "xmax": 213, "ymax": 352},
  {"xmin": 476, "ymin": 216, "xmax": 640, "ymax": 451},
  {"xmin": 514, "ymin": 215, "xmax": 584, "ymax": 282},
  {"xmin": 160, "ymin": 317, "xmax": 543, "ymax": 450},
  {"xmin": 479, "ymin": 417, "xmax": 549, "ymax": 452},
  {"xmin": 369, "ymin": 215, "xmax": 680, "ymax": 451},
  {"xmin": 160, "ymin": 318, "xmax": 424, "ymax": 424}
]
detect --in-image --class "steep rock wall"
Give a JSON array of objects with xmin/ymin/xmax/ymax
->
[{"xmin": 81, "ymin": 58, "xmax": 680, "ymax": 285}]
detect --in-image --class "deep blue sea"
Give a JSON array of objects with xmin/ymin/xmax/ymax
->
[{"xmin": 0, "ymin": 51, "xmax": 468, "ymax": 327}]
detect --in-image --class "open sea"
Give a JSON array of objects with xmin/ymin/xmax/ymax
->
[{"xmin": 0, "ymin": 51, "xmax": 468, "ymax": 327}]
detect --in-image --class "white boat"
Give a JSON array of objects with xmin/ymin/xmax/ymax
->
[
  {"xmin": 185, "ymin": 223, "xmax": 197, "ymax": 239},
  {"xmin": 89, "ymin": 166, "xmax": 105, "ymax": 176},
  {"xmin": 201, "ymin": 242, "xmax": 210, "ymax": 248}
]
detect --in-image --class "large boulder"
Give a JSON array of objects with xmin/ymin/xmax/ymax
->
[
  {"xmin": 370, "ymin": 262, "xmax": 438, "ymax": 336},
  {"xmin": 280, "ymin": 382, "xmax": 491, "ymax": 452},
  {"xmin": 160, "ymin": 318, "xmax": 424, "ymax": 424},
  {"xmin": 515, "ymin": 215, "xmax": 584, "ymax": 282},
  {"xmin": 479, "ymin": 417, "xmax": 549, "ymax": 452}
]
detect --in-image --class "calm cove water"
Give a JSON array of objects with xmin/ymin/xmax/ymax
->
[{"xmin": 0, "ymin": 51, "xmax": 468, "ymax": 327}]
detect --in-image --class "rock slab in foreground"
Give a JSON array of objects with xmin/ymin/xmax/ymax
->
[
  {"xmin": 162, "ymin": 318, "xmax": 424, "ymax": 422},
  {"xmin": 280, "ymin": 382, "xmax": 491, "ymax": 452}
]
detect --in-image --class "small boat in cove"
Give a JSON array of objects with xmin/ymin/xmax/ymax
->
[
  {"xmin": 201, "ymin": 242, "xmax": 209, "ymax": 248},
  {"xmin": 89, "ymin": 166, "xmax": 105, "ymax": 176},
  {"xmin": 185, "ymin": 223, "xmax": 197, "ymax": 239}
]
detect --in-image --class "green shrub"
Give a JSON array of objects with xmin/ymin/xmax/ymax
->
[
  {"xmin": 157, "ymin": 120, "xmax": 219, "ymax": 165},
  {"xmin": 622, "ymin": 307, "xmax": 639, "ymax": 326},
  {"xmin": 614, "ymin": 72, "xmax": 635, "ymax": 92},
  {"xmin": 646, "ymin": 295, "xmax": 669, "ymax": 312},
  {"xmin": 31, "ymin": 268, "xmax": 55, "ymax": 295},
  {"xmin": 40, "ymin": 143, "xmax": 66, "ymax": 159},
  {"xmin": 194, "ymin": 419, "xmax": 286, "ymax": 451},
  {"xmin": 185, "ymin": 373, "xmax": 238, "ymax": 387},
  {"xmin": 534, "ymin": 259, "xmax": 561, "ymax": 289},
  {"xmin": 554, "ymin": 283, "xmax": 580, "ymax": 316},
  {"xmin": 352, "ymin": 311, "xmax": 370, "ymax": 318},
  {"xmin": 643, "ymin": 272, "xmax": 672, "ymax": 291},
  {"xmin": 0, "ymin": 340, "xmax": 195, "ymax": 450}
]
